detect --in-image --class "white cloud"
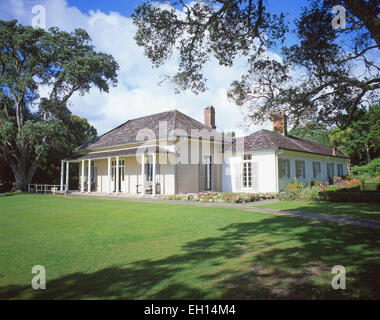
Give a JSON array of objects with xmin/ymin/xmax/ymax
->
[{"xmin": 0, "ymin": 0, "xmax": 272, "ymax": 135}]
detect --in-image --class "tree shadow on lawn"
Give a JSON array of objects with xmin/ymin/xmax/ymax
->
[
  {"xmin": 276, "ymin": 201, "xmax": 380, "ymax": 221},
  {"xmin": 1, "ymin": 214, "xmax": 379, "ymax": 299}
]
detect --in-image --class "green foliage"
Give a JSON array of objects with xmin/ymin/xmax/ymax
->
[
  {"xmin": 363, "ymin": 181, "xmax": 380, "ymax": 191},
  {"xmin": 133, "ymin": 1, "xmax": 380, "ymax": 128},
  {"xmin": 289, "ymin": 122, "xmax": 331, "ymax": 147},
  {"xmin": 0, "ymin": 19, "xmax": 118, "ymax": 190},
  {"xmin": 367, "ymin": 105, "xmax": 380, "ymax": 152},
  {"xmin": 318, "ymin": 191, "xmax": 380, "ymax": 203},
  {"xmin": 1, "ymin": 194, "xmax": 379, "ymax": 299},
  {"xmin": 133, "ymin": 1, "xmax": 287, "ymax": 94},
  {"xmin": 32, "ymin": 115, "xmax": 97, "ymax": 186},
  {"xmin": 285, "ymin": 178, "xmax": 305, "ymax": 192},
  {"xmin": 352, "ymin": 159, "xmax": 380, "ymax": 177},
  {"xmin": 67, "ymin": 115, "xmax": 97, "ymax": 147},
  {"xmin": 257, "ymin": 201, "xmax": 380, "ymax": 221},
  {"xmin": 329, "ymin": 106, "xmax": 380, "ymax": 166},
  {"xmin": 165, "ymin": 192, "xmax": 276, "ymax": 203}
]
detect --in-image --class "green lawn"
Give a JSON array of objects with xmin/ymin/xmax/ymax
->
[
  {"xmin": 0, "ymin": 194, "xmax": 379, "ymax": 299},
  {"xmin": 256, "ymin": 201, "xmax": 380, "ymax": 221}
]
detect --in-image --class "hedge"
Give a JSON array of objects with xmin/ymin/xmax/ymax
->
[
  {"xmin": 318, "ymin": 190, "xmax": 380, "ymax": 203},
  {"xmin": 363, "ymin": 181, "xmax": 380, "ymax": 191},
  {"xmin": 352, "ymin": 158, "xmax": 380, "ymax": 177},
  {"xmin": 339, "ymin": 185, "xmax": 361, "ymax": 192}
]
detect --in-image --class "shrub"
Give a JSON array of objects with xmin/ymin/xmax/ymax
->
[
  {"xmin": 286, "ymin": 178, "xmax": 305, "ymax": 192},
  {"xmin": 352, "ymin": 158, "xmax": 380, "ymax": 177},
  {"xmin": 164, "ymin": 192, "xmax": 276, "ymax": 203},
  {"xmin": 318, "ymin": 190, "xmax": 380, "ymax": 203},
  {"xmin": 363, "ymin": 181, "xmax": 380, "ymax": 191}
]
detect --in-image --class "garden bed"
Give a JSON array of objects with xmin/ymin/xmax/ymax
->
[
  {"xmin": 164, "ymin": 192, "xmax": 276, "ymax": 203},
  {"xmin": 278, "ymin": 175, "xmax": 380, "ymax": 203}
]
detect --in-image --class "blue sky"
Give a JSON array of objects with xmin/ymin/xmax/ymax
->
[
  {"xmin": 67, "ymin": 0, "xmax": 306, "ymax": 45},
  {"xmin": 67, "ymin": 0, "xmax": 306, "ymax": 21},
  {"xmin": 1, "ymin": 0, "xmax": 308, "ymax": 135}
]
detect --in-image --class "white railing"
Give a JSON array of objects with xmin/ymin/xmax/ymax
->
[{"xmin": 28, "ymin": 184, "xmax": 66, "ymax": 195}]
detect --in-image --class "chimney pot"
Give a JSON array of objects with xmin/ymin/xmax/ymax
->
[{"xmin": 204, "ymin": 106, "xmax": 216, "ymax": 129}]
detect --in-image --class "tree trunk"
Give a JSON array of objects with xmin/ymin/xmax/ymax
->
[{"xmin": 9, "ymin": 158, "xmax": 39, "ymax": 192}]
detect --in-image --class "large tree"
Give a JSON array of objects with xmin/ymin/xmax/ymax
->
[
  {"xmin": 0, "ymin": 20, "xmax": 119, "ymax": 191},
  {"xmin": 289, "ymin": 122, "xmax": 331, "ymax": 147},
  {"xmin": 33, "ymin": 115, "xmax": 98, "ymax": 187},
  {"xmin": 133, "ymin": 0, "xmax": 379, "ymax": 128},
  {"xmin": 329, "ymin": 104, "xmax": 380, "ymax": 165}
]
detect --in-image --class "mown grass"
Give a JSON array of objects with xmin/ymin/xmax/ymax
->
[
  {"xmin": 0, "ymin": 193, "xmax": 379, "ymax": 299},
  {"xmin": 256, "ymin": 201, "xmax": 380, "ymax": 221}
]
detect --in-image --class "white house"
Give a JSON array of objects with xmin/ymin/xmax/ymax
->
[
  {"xmin": 222, "ymin": 129, "xmax": 349, "ymax": 193},
  {"xmin": 61, "ymin": 107, "xmax": 349, "ymax": 195}
]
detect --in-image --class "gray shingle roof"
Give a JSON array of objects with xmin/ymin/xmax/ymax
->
[
  {"xmin": 76, "ymin": 108, "xmax": 348, "ymax": 160},
  {"xmin": 79, "ymin": 109, "xmax": 215, "ymax": 150},
  {"xmin": 69, "ymin": 146, "xmax": 174, "ymax": 161},
  {"xmin": 233, "ymin": 129, "xmax": 348, "ymax": 158}
]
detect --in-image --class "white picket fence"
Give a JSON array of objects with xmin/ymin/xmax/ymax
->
[{"xmin": 28, "ymin": 184, "xmax": 66, "ymax": 195}]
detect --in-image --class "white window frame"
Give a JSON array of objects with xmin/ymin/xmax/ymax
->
[
  {"xmin": 312, "ymin": 161, "xmax": 321, "ymax": 179},
  {"xmin": 203, "ymin": 155, "xmax": 213, "ymax": 191},
  {"xmin": 327, "ymin": 163, "xmax": 334, "ymax": 178},
  {"xmin": 295, "ymin": 160, "xmax": 306, "ymax": 179},
  {"xmin": 279, "ymin": 158, "xmax": 290, "ymax": 179},
  {"xmin": 337, "ymin": 164, "xmax": 343, "ymax": 177},
  {"xmin": 145, "ymin": 156, "xmax": 153, "ymax": 182},
  {"xmin": 112, "ymin": 159, "xmax": 125, "ymax": 182},
  {"xmin": 242, "ymin": 155, "xmax": 253, "ymax": 189}
]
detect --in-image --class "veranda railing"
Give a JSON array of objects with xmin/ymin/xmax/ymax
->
[{"xmin": 28, "ymin": 184, "xmax": 66, "ymax": 195}]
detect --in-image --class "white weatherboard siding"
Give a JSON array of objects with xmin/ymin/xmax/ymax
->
[
  {"xmin": 159, "ymin": 163, "xmax": 176, "ymax": 195},
  {"xmin": 176, "ymin": 138, "xmax": 223, "ymax": 193},
  {"xmin": 277, "ymin": 150, "xmax": 349, "ymax": 192},
  {"xmin": 222, "ymin": 152, "xmax": 277, "ymax": 193},
  {"xmin": 223, "ymin": 150, "xmax": 348, "ymax": 193}
]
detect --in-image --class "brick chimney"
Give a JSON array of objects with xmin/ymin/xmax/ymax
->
[
  {"xmin": 271, "ymin": 113, "xmax": 287, "ymax": 136},
  {"xmin": 204, "ymin": 106, "xmax": 216, "ymax": 129}
]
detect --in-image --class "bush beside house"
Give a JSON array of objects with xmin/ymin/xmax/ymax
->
[
  {"xmin": 164, "ymin": 192, "xmax": 276, "ymax": 203},
  {"xmin": 278, "ymin": 174, "xmax": 380, "ymax": 203},
  {"xmin": 352, "ymin": 158, "xmax": 380, "ymax": 177},
  {"xmin": 165, "ymin": 171, "xmax": 380, "ymax": 204}
]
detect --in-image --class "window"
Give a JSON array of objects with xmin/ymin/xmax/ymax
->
[
  {"xmin": 145, "ymin": 156, "xmax": 153, "ymax": 182},
  {"xmin": 145, "ymin": 163, "xmax": 153, "ymax": 181},
  {"xmin": 295, "ymin": 160, "xmax": 305, "ymax": 178},
  {"xmin": 312, "ymin": 162, "xmax": 321, "ymax": 179},
  {"xmin": 242, "ymin": 155, "xmax": 252, "ymax": 188},
  {"xmin": 112, "ymin": 160, "xmax": 125, "ymax": 181},
  {"xmin": 279, "ymin": 159, "xmax": 290, "ymax": 179},
  {"xmin": 90, "ymin": 161, "xmax": 96, "ymax": 183},
  {"xmin": 203, "ymin": 155, "xmax": 213, "ymax": 190},
  {"xmin": 120, "ymin": 160, "xmax": 125, "ymax": 181},
  {"xmin": 337, "ymin": 164, "xmax": 343, "ymax": 177},
  {"xmin": 327, "ymin": 163, "xmax": 334, "ymax": 178}
]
